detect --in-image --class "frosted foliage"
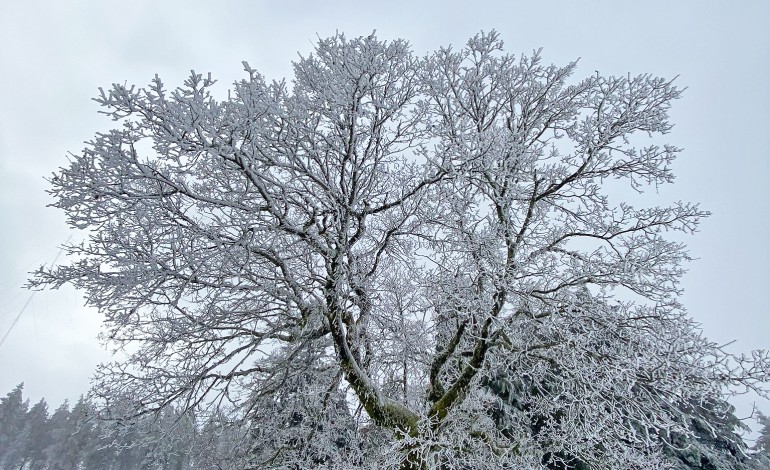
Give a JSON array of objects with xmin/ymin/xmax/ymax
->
[{"xmin": 32, "ymin": 32, "xmax": 769, "ymax": 469}]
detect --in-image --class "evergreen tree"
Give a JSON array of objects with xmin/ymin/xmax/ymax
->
[
  {"xmin": 193, "ymin": 412, "xmax": 246, "ymax": 470},
  {"xmin": 44, "ymin": 400, "xmax": 79, "ymax": 470},
  {"xmin": 80, "ymin": 413, "xmax": 117, "ymax": 470},
  {"xmin": 745, "ymin": 411, "xmax": 770, "ymax": 470},
  {"xmin": 12, "ymin": 398, "xmax": 52, "ymax": 470},
  {"xmin": 68, "ymin": 397, "xmax": 101, "ymax": 469},
  {"xmin": 753, "ymin": 411, "xmax": 770, "ymax": 455},
  {"xmin": 482, "ymin": 291, "xmax": 755, "ymax": 470},
  {"xmin": 0, "ymin": 383, "xmax": 28, "ymax": 464},
  {"xmin": 663, "ymin": 399, "xmax": 751, "ymax": 470},
  {"xmin": 245, "ymin": 343, "xmax": 362, "ymax": 469},
  {"xmin": 140, "ymin": 407, "xmax": 197, "ymax": 470}
]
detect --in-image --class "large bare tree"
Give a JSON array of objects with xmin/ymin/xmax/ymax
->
[{"xmin": 32, "ymin": 32, "xmax": 769, "ymax": 469}]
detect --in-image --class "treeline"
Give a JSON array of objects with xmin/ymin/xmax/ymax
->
[
  {"xmin": 2, "ymin": 382, "xmax": 770, "ymax": 470},
  {"xmin": 0, "ymin": 384, "xmax": 246, "ymax": 470}
]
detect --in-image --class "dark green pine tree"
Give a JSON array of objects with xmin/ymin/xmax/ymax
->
[
  {"xmin": 483, "ymin": 373, "xmax": 590, "ymax": 470},
  {"xmin": 662, "ymin": 399, "xmax": 752, "ymax": 470},
  {"xmin": 485, "ymin": 377, "xmax": 760, "ymax": 470},
  {"xmin": 481, "ymin": 289, "xmax": 756, "ymax": 470}
]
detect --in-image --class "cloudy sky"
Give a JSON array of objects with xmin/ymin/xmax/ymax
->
[{"xmin": 0, "ymin": 0, "xmax": 767, "ymax": 433}]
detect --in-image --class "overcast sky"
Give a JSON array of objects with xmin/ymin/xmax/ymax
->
[{"xmin": 0, "ymin": 0, "xmax": 767, "ymax": 434}]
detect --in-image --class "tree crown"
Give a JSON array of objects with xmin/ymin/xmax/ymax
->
[{"xmin": 33, "ymin": 31, "xmax": 769, "ymax": 469}]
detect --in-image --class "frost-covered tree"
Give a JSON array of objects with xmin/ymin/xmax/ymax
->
[
  {"xmin": 754, "ymin": 411, "xmax": 770, "ymax": 455},
  {"xmin": 192, "ymin": 410, "xmax": 250, "ymax": 470},
  {"xmin": 13, "ymin": 398, "xmax": 52, "ymax": 470},
  {"xmin": 80, "ymin": 406, "xmax": 118, "ymax": 470},
  {"xmin": 662, "ymin": 399, "xmax": 752, "ymax": 470},
  {"xmin": 32, "ymin": 32, "xmax": 770, "ymax": 469},
  {"xmin": 744, "ymin": 411, "xmax": 770, "ymax": 470},
  {"xmin": 45, "ymin": 400, "xmax": 80, "ymax": 470},
  {"xmin": 0, "ymin": 383, "xmax": 28, "ymax": 462},
  {"xmin": 243, "ymin": 342, "xmax": 363, "ymax": 468}
]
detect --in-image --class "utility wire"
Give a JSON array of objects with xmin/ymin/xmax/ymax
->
[
  {"xmin": 0, "ymin": 295, "xmax": 34, "ymax": 349},
  {"xmin": 0, "ymin": 235, "xmax": 73, "ymax": 350}
]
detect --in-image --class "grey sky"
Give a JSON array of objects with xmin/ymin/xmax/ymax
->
[{"xmin": 1, "ymin": 0, "xmax": 767, "ymax": 434}]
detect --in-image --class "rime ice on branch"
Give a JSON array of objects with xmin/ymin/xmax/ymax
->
[{"xmin": 32, "ymin": 31, "xmax": 770, "ymax": 469}]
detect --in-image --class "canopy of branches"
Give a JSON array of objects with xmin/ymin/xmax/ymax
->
[{"xmin": 33, "ymin": 31, "xmax": 770, "ymax": 469}]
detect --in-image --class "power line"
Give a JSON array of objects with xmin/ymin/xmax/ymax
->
[
  {"xmin": 0, "ymin": 295, "xmax": 34, "ymax": 349},
  {"xmin": 0, "ymin": 235, "xmax": 73, "ymax": 350}
]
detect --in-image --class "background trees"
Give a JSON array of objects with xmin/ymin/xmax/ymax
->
[
  {"xmin": 754, "ymin": 412, "xmax": 770, "ymax": 454},
  {"xmin": 747, "ymin": 412, "xmax": 770, "ymax": 469},
  {"xmin": 2, "ymin": 383, "xmax": 769, "ymax": 469},
  {"xmin": 32, "ymin": 32, "xmax": 770, "ymax": 468},
  {"xmin": 0, "ymin": 383, "xmax": 28, "ymax": 463},
  {"xmin": 0, "ymin": 385, "xmax": 203, "ymax": 470}
]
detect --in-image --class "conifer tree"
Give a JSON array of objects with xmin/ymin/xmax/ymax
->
[
  {"xmin": 0, "ymin": 383, "xmax": 28, "ymax": 462},
  {"xmin": 15, "ymin": 398, "xmax": 52, "ymax": 470}
]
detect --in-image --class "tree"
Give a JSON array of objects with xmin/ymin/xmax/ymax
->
[
  {"xmin": 745, "ymin": 411, "xmax": 770, "ymax": 470},
  {"xmin": 45, "ymin": 400, "xmax": 79, "ymax": 470},
  {"xmin": 662, "ymin": 399, "xmax": 751, "ymax": 470},
  {"xmin": 192, "ymin": 410, "xmax": 250, "ymax": 470},
  {"xmin": 243, "ymin": 344, "xmax": 363, "ymax": 468},
  {"xmin": 483, "ymin": 294, "xmax": 759, "ymax": 470},
  {"xmin": 33, "ymin": 31, "xmax": 770, "ymax": 469},
  {"xmin": 79, "ymin": 405, "xmax": 119, "ymax": 470},
  {"xmin": 0, "ymin": 384, "xmax": 29, "ymax": 466},
  {"xmin": 13, "ymin": 398, "xmax": 52, "ymax": 470},
  {"xmin": 754, "ymin": 411, "xmax": 770, "ymax": 455}
]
